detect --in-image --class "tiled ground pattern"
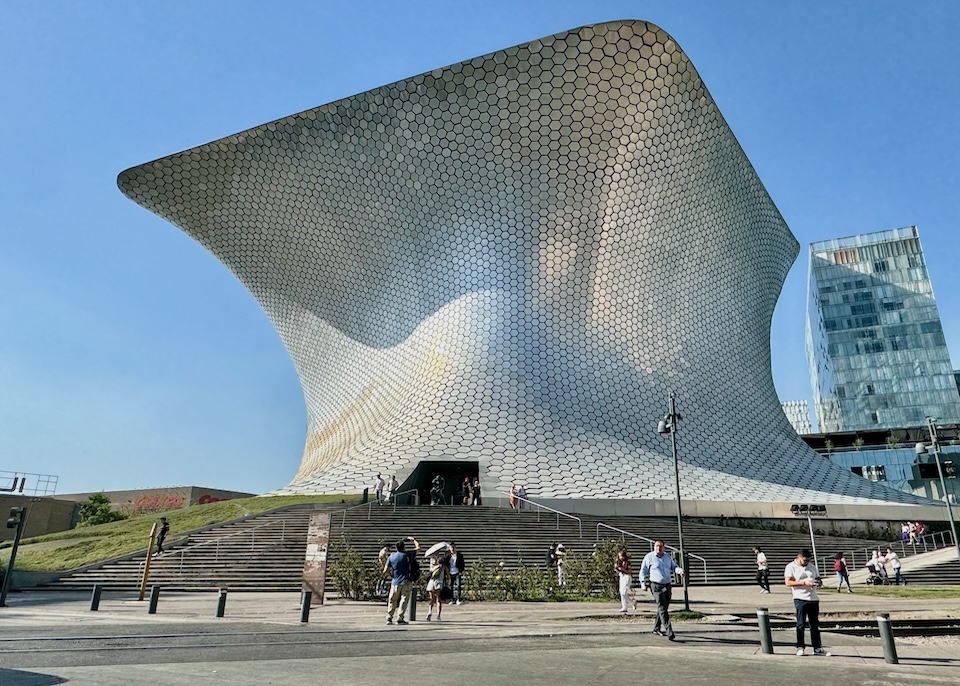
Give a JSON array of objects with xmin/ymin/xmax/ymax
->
[{"xmin": 118, "ymin": 21, "xmax": 926, "ymax": 505}]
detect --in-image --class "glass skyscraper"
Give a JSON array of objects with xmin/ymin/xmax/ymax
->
[{"xmin": 806, "ymin": 226, "xmax": 960, "ymax": 432}]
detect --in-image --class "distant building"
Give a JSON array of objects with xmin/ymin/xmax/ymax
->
[
  {"xmin": 781, "ymin": 400, "xmax": 814, "ymax": 435},
  {"xmin": 806, "ymin": 226, "xmax": 960, "ymax": 433},
  {"xmin": 803, "ymin": 425, "xmax": 960, "ymax": 504}
]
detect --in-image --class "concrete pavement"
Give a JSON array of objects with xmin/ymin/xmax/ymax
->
[{"xmin": 1, "ymin": 584, "xmax": 959, "ymax": 685}]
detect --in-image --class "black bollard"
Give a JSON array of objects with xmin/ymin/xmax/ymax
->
[
  {"xmin": 300, "ymin": 590, "xmax": 312, "ymax": 623},
  {"xmin": 90, "ymin": 584, "xmax": 103, "ymax": 612},
  {"xmin": 407, "ymin": 588, "xmax": 417, "ymax": 622},
  {"xmin": 147, "ymin": 585, "xmax": 160, "ymax": 614},
  {"xmin": 877, "ymin": 613, "xmax": 899, "ymax": 664},
  {"xmin": 757, "ymin": 607, "xmax": 774, "ymax": 654},
  {"xmin": 216, "ymin": 587, "xmax": 228, "ymax": 618}
]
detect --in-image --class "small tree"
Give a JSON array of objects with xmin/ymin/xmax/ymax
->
[
  {"xmin": 886, "ymin": 433, "xmax": 902, "ymax": 449},
  {"xmin": 77, "ymin": 493, "xmax": 127, "ymax": 527},
  {"xmin": 853, "ymin": 436, "xmax": 865, "ymax": 451}
]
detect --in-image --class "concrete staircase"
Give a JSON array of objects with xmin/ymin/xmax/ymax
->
[{"xmin": 36, "ymin": 503, "xmax": 960, "ymax": 592}]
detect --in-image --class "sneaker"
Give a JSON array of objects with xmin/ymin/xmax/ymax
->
[
  {"xmin": 813, "ymin": 648, "xmax": 831, "ymax": 656},
  {"xmin": 386, "ymin": 618, "xmax": 393, "ymax": 625},
  {"xmin": 618, "ymin": 609, "xmax": 628, "ymax": 614},
  {"xmin": 667, "ymin": 634, "xmax": 676, "ymax": 641},
  {"xmin": 425, "ymin": 614, "xmax": 432, "ymax": 622},
  {"xmin": 796, "ymin": 648, "xmax": 805, "ymax": 656},
  {"xmin": 456, "ymin": 600, "xmax": 463, "ymax": 605},
  {"xmin": 846, "ymin": 589, "xmax": 853, "ymax": 593},
  {"xmin": 397, "ymin": 619, "xmax": 408, "ymax": 625},
  {"xmin": 652, "ymin": 629, "xmax": 664, "ymax": 637}
]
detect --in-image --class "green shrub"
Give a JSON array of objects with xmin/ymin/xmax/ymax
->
[{"xmin": 328, "ymin": 539, "xmax": 381, "ymax": 600}]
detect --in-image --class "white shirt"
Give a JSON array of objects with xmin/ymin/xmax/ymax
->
[
  {"xmin": 885, "ymin": 552, "xmax": 900, "ymax": 569},
  {"xmin": 756, "ymin": 552, "xmax": 768, "ymax": 570},
  {"xmin": 784, "ymin": 560, "xmax": 819, "ymax": 601}
]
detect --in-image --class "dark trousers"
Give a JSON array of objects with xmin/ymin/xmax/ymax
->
[
  {"xmin": 794, "ymin": 599, "xmax": 821, "ymax": 649},
  {"xmin": 156, "ymin": 533, "xmax": 167, "ymax": 553},
  {"xmin": 452, "ymin": 573, "xmax": 462, "ymax": 602},
  {"xmin": 756, "ymin": 569, "xmax": 770, "ymax": 591},
  {"xmin": 651, "ymin": 582, "xmax": 674, "ymax": 637}
]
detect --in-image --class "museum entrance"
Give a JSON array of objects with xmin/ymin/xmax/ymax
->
[{"xmin": 400, "ymin": 461, "xmax": 478, "ymax": 506}]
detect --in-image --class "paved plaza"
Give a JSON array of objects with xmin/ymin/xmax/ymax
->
[{"xmin": 1, "ymin": 584, "xmax": 959, "ymax": 685}]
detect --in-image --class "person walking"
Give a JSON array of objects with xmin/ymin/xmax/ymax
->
[
  {"xmin": 833, "ymin": 552, "xmax": 852, "ymax": 593},
  {"xmin": 517, "ymin": 484, "xmax": 527, "ymax": 510},
  {"xmin": 785, "ymin": 548, "xmax": 829, "ymax": 656},
  {"xmin": 614, "ymin": 550, "xmax": 637, "ymax": 613},
  {"xmin": 639, "ymin": 540, "xmax": 683, "ymax": 640},
  {"xmin": 385, "ymin": 475, "xmax": 398, "ymax": 505},
  {"xmin": 154, "ymin": 517, "xmax": 170, "ymax": 556},
  {"xmin": 448, "ymin": 542, "xmax": 466, "ymax": 604},
  {"xmin": 373, "ymin": 473, "xmax": 385, "ymax": 505},
  {"xmin": 384, "ymin": 536, "xmax": 420, "ymax": 625},
  {"xmin": 508, "ymin": 484, "xmax": 518, "ymax": 510},
  {"xmin": 471, "ymin": 479, "xmax": 482, "ymax": 506},
  {"xmin": 885, "ymin": 548, "xmax": 904, "ymax": 585},
  {"xmin": 425, "ymin": 546, "xmax": 452, "ymax": 621},
  {"xmin": 753, "ymin": 546, "xmax": 770, "ymax": 593}
]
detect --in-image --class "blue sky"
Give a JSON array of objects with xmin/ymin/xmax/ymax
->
[{"xmin": 2, "ymin": 2, "xmax": 958, "ymax": 495}]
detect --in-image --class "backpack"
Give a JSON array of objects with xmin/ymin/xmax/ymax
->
[
  {"xmin": 408, "ymin": 554, "xmax": 422, "ymax": 582},
  {"xmin": 833, "ymin": 559, "xmax": 844, "ymax": 572}
]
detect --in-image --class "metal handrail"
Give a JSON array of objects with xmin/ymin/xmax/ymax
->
[
  {"xmin": 596, "ymin": 523, "xmax": 708, "ymax": 583},
  {"xmin": 153, "ymin": 518, "xmax": 290, "ymax": 576},
  {"xmin": 497, "ymin": 491, "xmax": 582, "ymax": 538},
  {"xmin": 822, "ymin": 529, "xmax": 955, "ymax": 573}
]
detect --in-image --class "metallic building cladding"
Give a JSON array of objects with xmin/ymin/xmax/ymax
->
[{"xmin": 118, "ymin": 21, "xmax": 927, "ymax": 504}]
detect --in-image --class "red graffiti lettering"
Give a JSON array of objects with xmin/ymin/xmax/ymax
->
[{"xmin": 198, "ymin": 495, "xmax": 226, "ymax": 505}]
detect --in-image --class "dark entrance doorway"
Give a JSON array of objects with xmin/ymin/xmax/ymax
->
[{"xmin": 399, "ymin": 461, "xmax": 479, "ymax": 506}]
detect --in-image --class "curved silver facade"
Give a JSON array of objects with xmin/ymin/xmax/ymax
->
[{"xmin": 119, "ymin": 20, "xmax": 926, "ymax": 505}]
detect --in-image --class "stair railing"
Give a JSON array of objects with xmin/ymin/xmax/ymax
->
[
  {"xmin": 334, "ymin": 488, "xmax": 424, "ymax": 530},
  {"xmin": 497, "ymin": 491, "xmax": 582, "ymax": 538},
  {"xmin": 595, "ymin": 523, "xmax": 708, "ymax": 583},
  {"xmin": 150, "ymin": 518, "xmax": 292, "ymax": 578},
  {"xmin": 828, "ymin": 529, "xmax": 955, "ymax": 573}
]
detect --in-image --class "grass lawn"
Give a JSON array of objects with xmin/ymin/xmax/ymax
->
[
  {"xmin": 1, "ymin": 494, "xmax": 359, "ymax": 573},
  {"xmin": 851, "ymin": 586, "xmax": 960, "ymax": 599}
]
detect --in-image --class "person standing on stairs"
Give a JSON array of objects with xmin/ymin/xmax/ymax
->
[{"xmin": 373, "ymin": 473, "xmax": 385, "ymax": 505}]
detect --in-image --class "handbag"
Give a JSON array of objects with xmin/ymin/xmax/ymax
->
[{"xmin": 440, "ymin": 585, "xmax": 453, "ymax": 601}]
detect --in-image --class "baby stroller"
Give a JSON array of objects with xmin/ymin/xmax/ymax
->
[{"xmin": 864, "ymin": 564, "xmax": 889, "ymax": 585}]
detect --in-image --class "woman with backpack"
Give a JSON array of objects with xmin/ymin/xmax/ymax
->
[{"xmin": 833, "ymin": 552, "xmax": 852, "ymax": 593}]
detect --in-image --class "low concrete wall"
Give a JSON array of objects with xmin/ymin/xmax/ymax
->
[
  {"xmin": 0, "ymin": 495, "xmax": 77, "ymax": 542},
  {"xmin": 533, "ymin": 498, "xmax": 951, "ymax": 532}
]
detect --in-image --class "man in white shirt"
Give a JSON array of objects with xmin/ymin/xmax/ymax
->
[
  {"xmin": 373, "ymin": 473, "xmax": 385, "ymax": 505},
  {"xmin": 753, "ymin": 546, "xmax": 770, "ymax": 593},
  {"xmin": 784, "ymin": 548, "xmax": 829, "ymax": 656},
  {"xmin": 885, "ymin": 548, "xmax": 904, "ymax": 585},
  {"xmin": 639, "ymin": 540, "xmax": 684, "ymax": 640}
]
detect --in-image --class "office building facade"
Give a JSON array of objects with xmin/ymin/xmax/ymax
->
[{"xmin": 806, "ymin": 226, "xmax": 960, "ymax": 433}]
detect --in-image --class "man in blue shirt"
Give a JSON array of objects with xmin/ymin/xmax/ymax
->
[
  {"xmin": 383, "ymin": 536, "xmax": 420, "ymax": 625},
  {"xmin": 639, "ymin": 539, "xmax": 684, "ymax": 640}
]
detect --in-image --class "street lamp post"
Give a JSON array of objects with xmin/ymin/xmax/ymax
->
[
  {"xmin": 915, "ymin": 417, "xmax": 960, "ymax": 564},
  {"xmin": 657, "ymin": 393, "xmax": 690, "ymax": 612}
]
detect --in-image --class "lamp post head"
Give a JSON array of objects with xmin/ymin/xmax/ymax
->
[
  {"xmin": 915, "ymin": 442, "xmax": 928, "ymax": 456},
  {"xmin": 658, "ymin": 417, "xmax": 672, "ymax": 434}
]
